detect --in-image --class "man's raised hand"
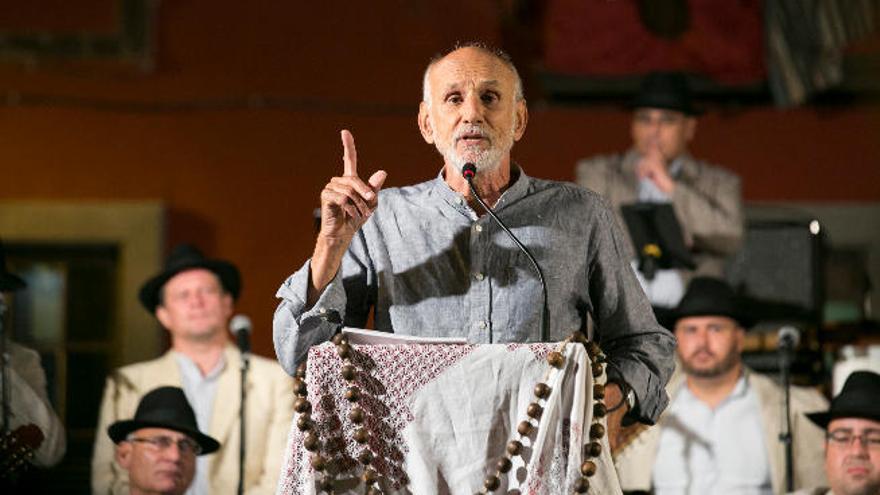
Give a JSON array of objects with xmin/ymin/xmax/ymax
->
[
  {"xmin": 309, "ymin": 130, "xmax": 387, "ymax": 303},
  {"xmin": 318, "ymin": 130, "xmax": 387, "ymax": 242}
]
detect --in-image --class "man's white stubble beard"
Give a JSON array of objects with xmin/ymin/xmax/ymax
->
[{"xmin": 432, "ymin": 118, "xmax": 516, "ymax": 177}]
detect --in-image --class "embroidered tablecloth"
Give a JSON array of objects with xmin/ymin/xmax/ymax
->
[{"xmin": 277, "ymin": 339, "xmax": 621, "ymax": 494}]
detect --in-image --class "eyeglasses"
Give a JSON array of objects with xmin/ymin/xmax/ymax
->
[
  {"xmin": 128, "ymin": 435, "xmax": 202, "ymax": 455},
  {"xmin": 827, "ymin": 430, "xmax": 880, "ymax": 450}
]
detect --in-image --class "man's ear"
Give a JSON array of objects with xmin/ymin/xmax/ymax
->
[
  {"xmin": 115, "ymin": 442, "xmax": 132, "ymax": 469},
  {"xmin": 513, "ymin": 100, "xmax": 529, "ymax": 142},
  {"xmin": 684, "ymin": 117, "xmax": 697, "ymax": 142},
  {"xmin": 418, "ymin": 102, "xmax": 434, "ymax": 144},
  {"xmin": 156, "ymin": 305, "xmax": 171, "ymax": 330}
]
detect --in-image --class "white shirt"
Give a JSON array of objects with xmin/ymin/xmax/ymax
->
[
  {"xmin": 653, "ymin": 374, "xmax": 773, "ymax": 495},
  {"xmin": 174, "ymin": 351, "xmax": 226, "ymax": 495}
]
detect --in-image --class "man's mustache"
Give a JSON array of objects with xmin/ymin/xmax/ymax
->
[
  {"xmin": 454, "ymin": 126, "xmax": 490, "ymax": 143},
  {"xmin": 688, "ymin": 348, "xmax": 716, "ymax": 360}
]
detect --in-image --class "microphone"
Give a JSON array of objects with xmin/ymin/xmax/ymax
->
[
  {"xmin": 461, "ymin": 163, "xmax": 550, "ymax": 342},
  {"xmin": 777, "ymin": 326, "xmax": 800, "ymax": 351},
  {"xmin": 230, "ymin": 314, "xmax": 252, "ymax": 355}
]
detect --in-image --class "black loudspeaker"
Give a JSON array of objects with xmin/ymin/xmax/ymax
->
[{"xmin": 726, "ymin": 220, "xmax": 825, "ymax": 324}]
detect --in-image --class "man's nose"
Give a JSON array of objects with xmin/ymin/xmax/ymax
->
[{"xmin": 461, "ymin": 94, "xmax": 484, "ymax": 124}]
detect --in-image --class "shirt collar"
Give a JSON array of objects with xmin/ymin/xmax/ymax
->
[
  {"xmin": 173, "ymin": 350, "xmax": 227, "ymax": 381},
  {"xmin": 428, "ymin": 163, "xmax": 531, "ymax": 219}
]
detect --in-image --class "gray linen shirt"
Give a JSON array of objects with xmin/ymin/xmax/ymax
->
[{"xmin": 274, "ymin": 167, "xmax": 675, "ymax": 423}]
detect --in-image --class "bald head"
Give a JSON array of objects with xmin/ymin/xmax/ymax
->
[{"xmin": 422, "ymin": 42, "xmax": 524, "ymax": 107}]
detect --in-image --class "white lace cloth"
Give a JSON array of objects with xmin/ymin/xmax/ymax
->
[{"xmin": 276, "ymin": 340, "xmax": 621, "ymax": 495}]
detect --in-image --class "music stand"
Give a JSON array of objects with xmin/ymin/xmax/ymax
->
[{"xmin": 621, "ymin": 203, "xmax": 695, "ymax": 280}]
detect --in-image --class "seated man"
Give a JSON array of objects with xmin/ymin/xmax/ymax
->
[
  {"xmin": 615, "ymin": 277, "xmax": 828, "ymax": 494},
  {"xmin": 576, "ymin": 72, "xmax": 744, "ymax": 309},
  {"xmin": 793, "ymin": 371, "xmax": 880, "ymax": 495},
  {"xmin": 109, "ymin": 386, "xmax": 220, "ymax": 495}
]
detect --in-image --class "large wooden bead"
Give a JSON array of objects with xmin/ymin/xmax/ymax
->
[
  {"xmin": 586, "ymin": 341, "xmax": 601, "ymax": 358},
  {"xmin": 293, "ymin": 377, "xmax": 308, "ymax": 397},
  {"xmin": 294, "ymin": 398, "xmax": 312, "ymax": 414},
  {"xmin": 517, "ymin": 421, "xmax": 533, "ymax": 437},
  {"xmin": 591, "ymin": 362, "xmax": 604, "ymax": 378},
  {"xmin": 547, "ymin": 351, "xmax": 564, "ymax": 368},
  {"xmin": 310, "ymin": 454, "xmax": 327, "ymax": 471},
  {"xmin": 507, "ymin": 440, "xmax": 523, "ymax": 456},
  {"xmin": 341, "ymin": 364, "xmax": 356, "ymax": 381},
  {"xmin": 295, "ymin": 362, "xmax": 307, "ymax": 379},
  {"xmin": 573, "ymin": 476, "xmax": 590, "ymax": 493},
  {"xmin": 496, "ymin": 456, "xmax": 512, "ymax": 473},
  {"xmin": 533, "ymin": 382, "xmax": 551, "ymax": 399},
  {"xmin": 593, "ymin": 402, "xmax": 607, "ymax": 418},
  {"xmin": 585, "ymin": 441, "xmax": 601, "ymax": 457},
  {"xmin": 296, "ymin": 414, "xmax": 312, "ymax": 431},
  {"xmin": 349, "ymin": 407, "xmax": 365, "ymax": 424},
  {"xmin": 354, "ymin": 428, "xmax": 369, "ymax": 444},
  {"xmin": 336, "ymin": 343, "xmax": 351, "ymax": 360},
  {"xmin": 526, "ymin": 403, "xmax": 543, "ymax": 420},
  {"xmin": 484, "ymin": 474, "xmax": 500, "ymax": 491},
  {"xmin": 593, "ymin": 383, "xmax": 605, "ymax": 400},
  {"xmin": 358, "ymin": 450, "xmax": 374, "ymax": 465},
  {"xmin": 303, "ymin": 432, "xmax": 319, "ymax": 451},
  {"xmin": 331, "ymin": 333, "xmax": 348, "ymax": 345},
  {"xmin": 580, "ymin": 460, "xmax": 597, "ymax": 477},
  {"xmin": 590, "ymin": 423, "xmax": 605, "ymax": 439},
  {"xmin": 362, "ymin": 468, "xmax": 378, "ymax": 485},
  {"xmin": 345, "ymin": 387, "xmax": 360, "ymax": 403}
]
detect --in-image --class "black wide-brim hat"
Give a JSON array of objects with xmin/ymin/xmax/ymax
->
[
  {"xmin": 0, "ymin": 239, "xmax": 26, "ymax": 292},
  {"xmin": 807, "ymin": 370, "xmax": 880, "ymax": 429},
  {"xmin": 138, "ymin": 244, "xmax": 241, "ymax": 312},
  {"xmin": 666, "ymin": 276, "xmax": 755, "ymax": 330},
  {"xmin": 630, "ymin": 71, "xmax": 704, "ymax": 116},
  {"xmin": 108, "ymin": 386, "xmax": 220, "ymax": 455}
]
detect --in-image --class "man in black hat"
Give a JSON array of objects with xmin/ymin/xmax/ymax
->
[
  {"xmin": 792, "ymin": 371, "xmax": 880, "ymax": 495},
  {"xmin": 576, "ymin": 72, "xmax": 744, "ymax": 309},
  {"xmin": 110, "ymin": 386, "xmax": 219, "ymax": 495},
  {"xmin": 93, "ymin": 244, "xmax": 294, "ymax": 495},
  {"xmin": 614, "ymin": 277, "xmax": 828, "ymax": 494},
  {"xmin": 0, "ymin": 240, "xmax": 66, "ymax": 471}
]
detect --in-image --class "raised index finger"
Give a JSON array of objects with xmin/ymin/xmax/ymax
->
[{"xmin": 341, "ymin": 129, "xmax": 358, "ymax": 177}]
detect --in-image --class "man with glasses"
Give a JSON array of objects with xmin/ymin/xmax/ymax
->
[
  {"xmin": 576, "ymin": 72, "xmax": 744, "ymax": 310},
  {"xmin": 793, "ymin": 371, "xmax": 880, "ymax": 495},
  {"xmin": 614, "ymin": 277, "xmax": 828, "ymax": 494},
  {"xmin": 109, "ymin": 386, "xmax": 220, "ymax": 495}
]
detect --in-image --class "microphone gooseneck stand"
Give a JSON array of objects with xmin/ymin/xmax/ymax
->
[
  {"xmin": 461, "ymin": 163, "xmax": 550, "ymax": 342},
  {"xmin": 237, "ymin": 330, "xmax": 250, "ymax": 495},
  {"xmin": 778, "ymin": 331, "xmax": 796, "ymax": 492}
]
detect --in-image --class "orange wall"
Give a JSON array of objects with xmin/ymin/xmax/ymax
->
[{"xmin": 1, "ymin": 2, "xmax": 878, "ymax": 357}]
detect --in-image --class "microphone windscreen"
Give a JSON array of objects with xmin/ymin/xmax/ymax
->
[
  {"xmin": 461, "ymin": 163, "xmax": 477, "ymax": 179},
  {"xmin": 230, "ymin": 314, "xmax": 252, "ymax": 335},
  {"xmin": 778, "ymin": 325, "xmax": 800, "ymax": 348}
]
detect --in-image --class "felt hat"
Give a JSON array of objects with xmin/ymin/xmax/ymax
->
[
  {"xmin": 630, "ymin": 71, "xmax": 704, "ymax": 116},
  {"xmin": 667, "ymin": 277, "xmax": 755, "ymax": 329},
  {"xmin": 138, "ymin": 244, "xmax": 240, "ymax": 312},
  {"xmin": 807, "ymin": 371, "xmax": 880, "ymax": 429},
  {"xmin": 108, "ymin": 386, "xmax": 220, "ymax": 455}
]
